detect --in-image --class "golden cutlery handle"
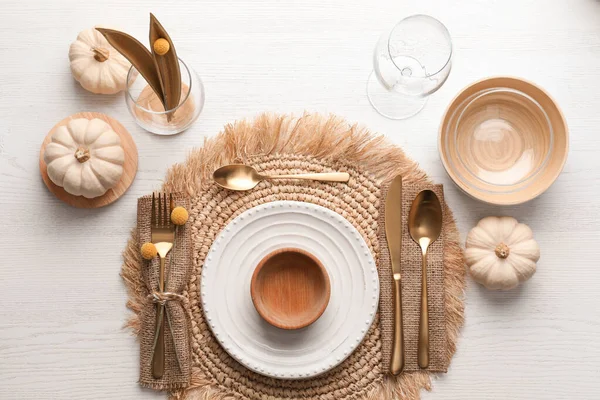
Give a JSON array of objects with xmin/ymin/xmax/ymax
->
[
  {"xmin": 152, "ymin": 256, "xmax": 166, "ymax": 379},
  {"xmin": 268, "ymin": 172, "xmax": 350, "ymax": 182},
  {"xmin": 152, "ymin": 307, "xmax": 165, "ymax": 378},
  {"xmin": 418, "ymin": 251, "xmax": 429, "ymax": 369},
  {"xmin": 390, "ymin": 277, "xmax": 404, "ymax": 375}
]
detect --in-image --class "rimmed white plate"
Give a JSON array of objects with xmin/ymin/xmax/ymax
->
[{"xmin": 201, "ymin": 201, "xmax": 379, "ymax": 379}]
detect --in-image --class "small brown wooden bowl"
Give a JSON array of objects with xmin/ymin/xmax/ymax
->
[{"xmin": 250, "ymin": 248, "xmax": 330, "ymax": 330}]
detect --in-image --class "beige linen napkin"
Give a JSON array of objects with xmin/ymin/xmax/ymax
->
[
  {"xmin": 137, "ymin": 194, "xmax": 192, "ymax": 390},
  {"xmin": 378, "ymin": 182, "xmax": 448, "ymax": 373}
]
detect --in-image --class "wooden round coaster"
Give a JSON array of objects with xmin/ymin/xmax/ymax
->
[{"xmin": 39, "ymin": 112, "xmax": 138, "ymax": 208}]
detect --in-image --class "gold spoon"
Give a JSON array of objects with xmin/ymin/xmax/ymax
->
[
  {"xmin": 408, "ymin": 190, "xmax": 442, "ymax": 369},
  {"xmin": 213, "ymin": 164, "xmax": 350, "ymax": 191}
]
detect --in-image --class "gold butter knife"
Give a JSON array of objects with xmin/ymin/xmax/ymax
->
[{"xmin": 385, "ymin": 175, "xmax": 404, "ymax": 375}]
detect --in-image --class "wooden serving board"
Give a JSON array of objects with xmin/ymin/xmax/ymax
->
[{"xmin": 39, "ymin": 112, "xmax": 138, "ymax": 208}]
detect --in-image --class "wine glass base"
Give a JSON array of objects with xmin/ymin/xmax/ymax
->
[{"xmin": 367, "ymin": 72, "xmax": 428, "ymax": 120}]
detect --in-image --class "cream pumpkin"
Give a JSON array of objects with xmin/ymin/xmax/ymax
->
[
  {"xmin": 43, "ymin": 118, "xmax": 125, "ymax": 198},
  {"xmin": 465, "ymin": 216, "xmax": 540, "ymax": 290},
  {"xmin": 69, "ymin": 27, "xmax": 131, "ymax": 94}
]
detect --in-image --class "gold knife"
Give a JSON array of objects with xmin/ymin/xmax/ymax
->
[{"xmin": 385, "ymin": 175, "xmax": 404, "ymax": 375}]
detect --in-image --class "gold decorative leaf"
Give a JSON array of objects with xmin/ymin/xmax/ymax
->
[
  {"xmin": 149, "ymin": 13, "xmax": 182, "ymax": 119},
  {"xmin": 96, "ymin": 27, "xmax": 166, "ymax": 110}
]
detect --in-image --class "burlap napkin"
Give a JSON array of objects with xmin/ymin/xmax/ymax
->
[
  {"xmin": 137, "ymin": 194, "xmax": 192, "ymax": 390},
  {"xmin": 378, "ymin": 181, "xmax": 448, "ymax": 373}
]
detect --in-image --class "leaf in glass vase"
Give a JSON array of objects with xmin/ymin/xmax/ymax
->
[
  {"xmin": 149, "ymin": 13, "xmax": 182, "ymax": 120},
  {"xmin": 95, "ymin": 27, "xmax": 166, "ymax": 111}
]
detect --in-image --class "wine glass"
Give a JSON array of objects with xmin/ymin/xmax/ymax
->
[{"xmin": 367, "ymin": 15, "xmax": 452, "ymax": 120}]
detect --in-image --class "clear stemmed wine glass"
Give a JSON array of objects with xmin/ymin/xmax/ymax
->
[{"xmin": 367, "ymin": 15, "xmax": 452, "ymax": 120}]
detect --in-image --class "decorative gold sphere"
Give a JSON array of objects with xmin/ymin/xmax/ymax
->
[
  {"xmin": 171, "ymin": 206, "xmax": 189, "ymax": 225},
  {"xmin": 141, "ymin": 242, "xmax": 158, "ymax": 260},
  {"xmin": 153, "ymin": 38, "xmax": 170, "ymax": 55}
]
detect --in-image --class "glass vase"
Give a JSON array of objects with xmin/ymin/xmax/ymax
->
[{"xmin": 125, "ymin": 58, "xmax": 205, "ymax": 135}]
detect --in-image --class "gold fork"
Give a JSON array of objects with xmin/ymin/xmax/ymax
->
[{"xmin": 151, "ymin": 192, "xmax": 175, "ymax": 379}]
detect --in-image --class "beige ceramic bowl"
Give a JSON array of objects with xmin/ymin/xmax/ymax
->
[{"xmin": 439, "ymin": 76, "xmax": 568, "ymax": 205}]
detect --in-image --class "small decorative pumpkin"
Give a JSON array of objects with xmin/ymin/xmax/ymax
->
[
  {"xmin": 44, "ymin": 118, "xmax": 125, "ymax": 198},
  {"xmin": 465, "ymin": 216, "xmax": 540, "ymax": 290},
  {"xmin": 69, "ymin": 27, "xmax": 131, "ymax": 94}
]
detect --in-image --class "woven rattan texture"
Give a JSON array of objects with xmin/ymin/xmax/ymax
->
[{"xmin": 121, "ymin": 113, "xmax": 466, "ymax": 400}]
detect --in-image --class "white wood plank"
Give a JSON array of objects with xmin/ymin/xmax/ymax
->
[{"xmin": 1, "ymin": 0, "xmax": 599, "ymax": 398}]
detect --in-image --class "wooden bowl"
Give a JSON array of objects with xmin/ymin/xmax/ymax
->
[
  {"xmin": 250, "ymin": 248, "xmax": 330, "ymax": 330},
  {"xmin": 439, "ymin": 76, "xmax": 568, "ymax": 205}
]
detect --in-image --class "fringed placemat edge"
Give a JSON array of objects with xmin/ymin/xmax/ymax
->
[{"xmin": 120, "ymin": 112, "xmax": 466, "ymax": 400}]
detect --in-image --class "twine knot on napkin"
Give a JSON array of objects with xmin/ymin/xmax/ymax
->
[{"xmin": 148, "ymin": 291, "xmax": 185, "ymax": 306}]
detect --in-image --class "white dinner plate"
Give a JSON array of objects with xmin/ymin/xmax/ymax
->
[{"xmin": 201, "ymin": 201, "xmax": 379, "ymax": 379}]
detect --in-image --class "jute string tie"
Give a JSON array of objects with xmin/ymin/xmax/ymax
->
[
  {"xmin": 148, "ymin": 291, "xmax": 185, "ymax": 306},
  {"xmin": 148, "ymin": 291, "xmax": 184, "ymax": 373}
]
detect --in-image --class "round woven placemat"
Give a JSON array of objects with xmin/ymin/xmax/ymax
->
[{"xmin": 122, "ymin": 113, "xmax": 466, "ymax": 400}]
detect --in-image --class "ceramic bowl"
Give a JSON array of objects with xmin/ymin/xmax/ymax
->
[
  {"xmin": 250, "ymin": 248, "xmax": 330, "ymax": 330},
  {"xmin": 439, "ymin": 76, "xmax": 568, "ymax": 205}
]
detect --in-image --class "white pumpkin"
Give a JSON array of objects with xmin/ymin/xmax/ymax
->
[
  {"xmin": 69, "ymin": 27, "xmax": 131, "ymax": 94},
  {"xmin": 44, "ymin": 118, "xmax": 125, "ymax": 198},
  {"xmin": 465, "ymin": 216, "xmax": 540, "ymax": 290}
]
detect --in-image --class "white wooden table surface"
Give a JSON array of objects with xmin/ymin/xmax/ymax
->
[{"xmin": 1, "ymin": 0, "xmax": 599, "ymax": 398}]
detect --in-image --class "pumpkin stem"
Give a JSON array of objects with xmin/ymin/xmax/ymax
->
[
  {"xmin": 495, "ymin": 243, "xmax": 510, "ymax": 259},
  {"xmin": 74, "ymin": 147, "xmax": 90, "ymax": 163},
  {"xmin": 91, "ymin": 47, "xmax": 109, "ymax": 62}
]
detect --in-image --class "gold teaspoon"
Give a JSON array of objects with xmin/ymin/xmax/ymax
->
[
  {"xmin": 408, "ymin": 190, "xmax": 442, "ymax": 369},
  {"xmin": 213, "ymin": 164, "xmax": 350, "ymax": 191}
]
